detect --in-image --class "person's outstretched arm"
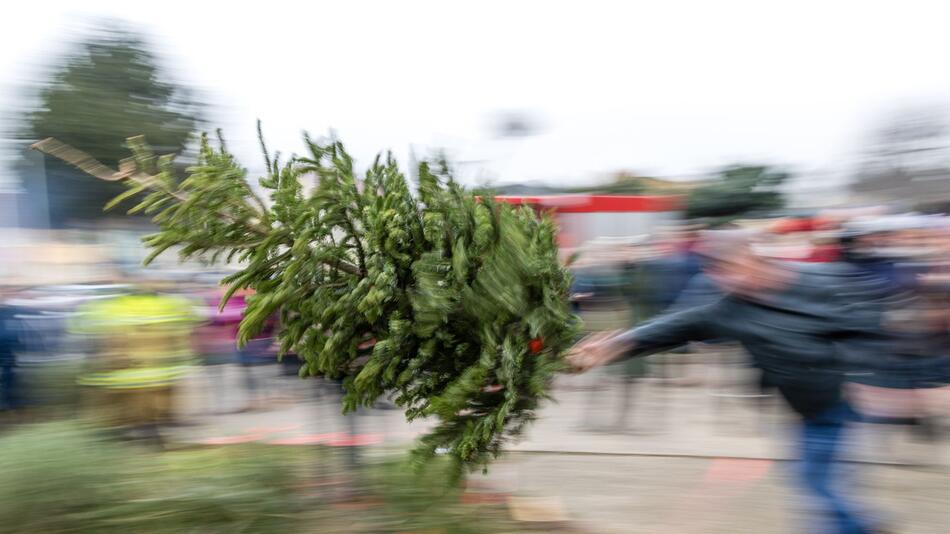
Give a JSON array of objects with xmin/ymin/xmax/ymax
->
[{"xmin": 568, "ymin": 302, "xmax": 720, "ymax": 372}]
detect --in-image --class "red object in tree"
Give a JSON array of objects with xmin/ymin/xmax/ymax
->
[{"xmin": 529, "ymin": 338, "xmax": 544, "ymax": 354}]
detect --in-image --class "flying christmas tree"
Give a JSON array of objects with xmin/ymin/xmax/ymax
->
[{"xmin": 32, "ymin": 127, "xmax": 578, "ymax": 475}]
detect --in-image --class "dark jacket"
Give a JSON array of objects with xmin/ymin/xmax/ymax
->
[
  {"xmin": 639, "ymin": 252, "xmax": 703, "ymax": 312},
  {"xmin": 666, "ymin": 272, "xmax": 722, "ymax": 313},
  {"xmin": 613, "ymin": 262, "xmax": 894, "ymax": 418}
]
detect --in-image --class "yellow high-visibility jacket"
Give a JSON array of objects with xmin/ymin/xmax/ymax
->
[{"xmin": 71, "ymin": 294, "xmax": 198, "ymax": 390}]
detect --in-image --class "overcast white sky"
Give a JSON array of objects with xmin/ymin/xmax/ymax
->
[{"xmin": 4, "ymin": 1, "xmax": 950, "ymax": 188}]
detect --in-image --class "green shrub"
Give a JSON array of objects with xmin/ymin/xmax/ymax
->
[
  {"xmin": 0, "ymin": 423, "xmax": 521, "ymax": 533},
  {"xmin": 128, "ymin": 446, "xmax": 305, "ymax": 533},
  {"xmin": 0, "ymin": 422, "xmax": 137, "ymax": 532},
  {"xmin": 0, "ymin": 423, "xmax": 303, "ymax": 533},
  {"xmin": 365, "ymin": 458, "xmax": 519, "ymax": 534}
]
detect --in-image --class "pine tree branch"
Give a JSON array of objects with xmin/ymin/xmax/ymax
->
[
  {"xmin": 335, "ymin": 255, "xmax": 362, "ymax": 277},
  {"xmin": 31, "ymin": 137, "xmax": 362, "ymax": 276},
  {"xmin": 244, "ymin": 182, "xmax": 270, "ymax": 219},
  {"xmin": 245, "ymin": 121, "xmax": 273, "ymax": 216},
  {"xmin": 344, "ymin": 179, "xmax": 368, "ymax": 277},
  {"xmin": 342, "ymin": 214, "xmax": 367, "ymax": 277}
]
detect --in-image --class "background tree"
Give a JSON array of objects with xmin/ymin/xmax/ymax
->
[
  {"xmin": 488, "ymin": 172, "xmax": 650, "ymax": 196},
  {"xmin": 685, "ymin": 164, "xmax": 789, "ymax": 224},
  {"xmin": 573, "ymin": 171, "xmax": 647, "ymax": 195},
  {"xmin": 19, "ymin": 23, "xmax": 201, "ymax": 226},
  {"xmin": 852, "ymin": 105, "xmax": 950, "ymax": 211},
  {"xmin": 485, "ymin": 172, "xmax": 704, "ymax": 197}
]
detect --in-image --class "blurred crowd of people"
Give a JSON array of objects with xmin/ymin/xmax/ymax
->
[
  {"xmin": 1, "ymin": 209, "xmax": 946, "ymax": 424},
  {"xmin": 567, "ymin": 209, "xmax": 949, "ymax": 533},
  {"xmin": 0, "ymin": 209, "xmax": 947, "ymax": 453},
  {"xmin": 568, "ymin": 210, "xmax": 950, "ymax": 437},
  {"xmin": 0, "ymin": 274, "xmax": 306, "ymax": 438}
]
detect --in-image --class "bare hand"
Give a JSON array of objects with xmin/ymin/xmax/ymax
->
[{"xmin": 566, "ymin": 330, "xmax": 628, "ymax": 373}]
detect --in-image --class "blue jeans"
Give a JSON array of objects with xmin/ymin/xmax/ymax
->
[{"xmin": 798, "ymin": 402, "xmax": 874, "ymax": 534}]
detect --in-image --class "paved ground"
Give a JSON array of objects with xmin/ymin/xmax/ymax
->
[
  {"xmin": 167, "ymin": 361, "xmax": 950, "ymax": 533},
  {"xmin": 173, "ymin": 361, "xmax": 949, "ymax": 464},
  {"xmin": 482, "ymin": 454, "xmax": 949, "ymax": 534}
]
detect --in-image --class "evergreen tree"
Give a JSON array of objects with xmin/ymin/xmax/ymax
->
[
  {"xmin": 686, "ymin": 164, "xmax": 789, "ymax": 224},
  {"xmin": 32, "ymin": 127, "xmax": 578, "ymax": 476},
  {"xmin": 19, "ymin": 24, "xmax": 200, "ymax": 225}
]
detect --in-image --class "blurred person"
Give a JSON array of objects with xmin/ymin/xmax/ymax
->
[
  {"xmin": 613, "ymin": 241, "xmax": 662, "ymax": 431},
  {"xmin": 235, "ymin": 297, "xmax": 280, "ymax": 413},
  {"xmin": 807, "ymin": 219, "xmax": 843, "ymax": 263},
  {"xmin": 844, "ymin": 217, "xmax": 950, "ymax": 449},
  {"xmin": 864, "ymin": 276, "xmax": 949, "ymax": 436},
  {"xmin": 0, "ymin": 286, "xmax": 26, "ymax": 416},
  {"xmin": 568, "ymin": 229, "xmax": 894, "ymax": 534},
  {"xmin": 840, "ymin": 227, "xmax": 905, "ymax": 292},
  {"xmin": 640, "ymin": 224, "xmax": 704, "ymax": 312},
  {"xmin": 6, "ymin": 285, "xmax": 81, "ymax": 414},
  {"xmin": 809, "ymin": 236, "xmax": 842, "ymax": 263},
  {"xmin": 71, "ymin": 290, "xmax": 197, "ymax": 444},
  {"xmin": 766, "ymin": 217, "xmax": 843, "ymax": 264},
  {"xmin": 192, "ymin": 288, "xmax": 243, "ymax": 414},
  {"xmin": 569, "ymin": 240, "xmax": 637, "ymax": 431},
  {"xmin": 638, "ymin": 226, "xmax": 707, "ymax": 386}
]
